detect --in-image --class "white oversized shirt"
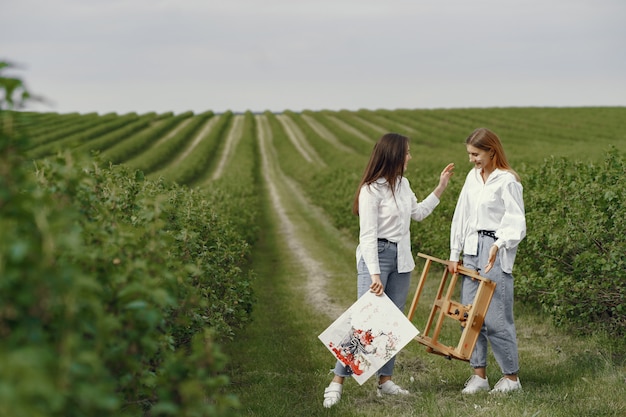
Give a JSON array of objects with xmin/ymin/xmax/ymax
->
[
  {"xmin": 356, "ymin": 177, "xmax": 440, "ymax": 275},
  {"xmin": 449, "ymin": 168, "xmax": 526, "ymax": 273}
]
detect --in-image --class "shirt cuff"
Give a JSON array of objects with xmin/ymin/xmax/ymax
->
[
  {"xmin": 367, "ymin": 263, "xmax": 381, "ymax": 275},
  {"xmin": 494, "ymin": 239, "xmax": 505, "ymax": 249},
  {"xmin": 450, "ymin": 250, "xmax": 461, "ymax": 262}
]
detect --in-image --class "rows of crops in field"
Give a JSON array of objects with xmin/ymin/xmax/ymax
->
[
  {"xmin": 20, "ymin": 105, "xmax": 626, "ymax": 184},
  {"xmin": 19, "ymin": 105, "xmax": 626, "ymax": 318},
  {"xmin": 20, "ymin": 106, "xmax": 626, "ymax": 245},
  {"xmin": 5, "ymin": 106, "xmax": 625, "ymax": 416},
  {"xmin": 17, "ymin": 106, "xmax": 626, "ymax": 267}
]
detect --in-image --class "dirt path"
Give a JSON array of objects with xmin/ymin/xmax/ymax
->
[
  {"xmin": 210, "ymin": 114, "xmax": 244, "ymax": 181},
  {"xmin": 256, "ymin": 114, "xmax": 345, "ymax": 319},
  {"xmin": 356, "ymin": 113, "xmax": 415, "ymax": 135},
  {"xmin": 275, "ymin": 114, "xmax": 326, "ymax": 166},
  {"xmin": 152, "ymin": 117, "xmax": 193, "ymax": 148},
  {"xmin": 171, "ymin": 115, "xmax": 221, "ymax": 166},
  {"xmin": 351, "ymin": 114, "xmax": 388, "ymax": 135},
  {"xmin": 325, "ymin": 114, "xmax": 374, "ymax": 143},
  {"xmin": 300, "ymin": 114, "xmax": 355, "ymax": 154}
]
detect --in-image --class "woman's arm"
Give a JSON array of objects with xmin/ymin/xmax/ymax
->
[
  {"xmin": 410, "ymin": 163, "xmax": 455, "ymax": 221},
  {"xmin": 486, "ymin": 180, "xmax": 526, "ymax": 272},
  {"xmin": 433, "ymin": 163, "xmax": 455, "ymax": 198},
  {"xmin": 494, "ymin": 180, "xmax": 526, "ymax": 250},
  {"xmin": 358, "ymin": 185, "xmax": 382, "ymax": 275}
]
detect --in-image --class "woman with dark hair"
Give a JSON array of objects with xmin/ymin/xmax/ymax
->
[
  {"xmin": 448, "ymin": 127, "xmax": 526, "ymax": 394},
  {"xmin": 323, "ymin": 133, "xmax": 455, "ymax": 408}
]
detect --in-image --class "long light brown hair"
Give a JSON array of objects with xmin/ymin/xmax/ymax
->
[
  {"xmin": 465, "ymin": 128, "xmax": 520, "ymax": 181},
  {"xmin": 352, "ymin": 133, "xmax": 409, "ymax": 215}
]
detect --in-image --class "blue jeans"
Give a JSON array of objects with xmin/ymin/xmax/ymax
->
[
  {"xmin": 461, "ymin": 234, "xmax": 519, "ymax": 375},
  {"xmin": 333, "ymin": 240, "xmax": 411, "ymax": 379}
]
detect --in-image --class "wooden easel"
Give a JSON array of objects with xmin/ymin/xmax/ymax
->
[{"xmin": 406, "ymin": 253, "xmax": 496, "ymax": 361}]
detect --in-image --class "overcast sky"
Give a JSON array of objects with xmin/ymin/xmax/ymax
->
[{"xmin": 2, "ymin": 0, "xmax": 625, "ymax": 114}]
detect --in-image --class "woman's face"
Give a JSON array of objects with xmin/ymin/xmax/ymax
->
[
  {"xmin": 404, "ymin": 145, "xmax": 412, "ymax": 171},
  {"xmin": 466, "ymin": 144, "xmax": 493, "ymax": 171}
]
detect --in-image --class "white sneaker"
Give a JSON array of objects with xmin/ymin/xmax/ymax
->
[
  {"xmin": 376, "ymin": 380, "xmax": 409, "ymax": 397},
  {"xmin": 323, "ymin": 382, "xmax": 343, "ymax": 408},
  {"xmin": 490, "ymin": 377, "xmax": 522, "ymax": 393},
  {"xmin": 461, "ymin": 375, "xmax": 490, "ymax": 394}
]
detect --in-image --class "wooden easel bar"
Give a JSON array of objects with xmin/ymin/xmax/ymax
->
[{"xmin": 407, "ymin": 253, "xmax": 496, "ymax": 361}]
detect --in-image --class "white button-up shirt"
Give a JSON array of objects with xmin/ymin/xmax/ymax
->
[
  {"xmin": 356, "ymin": 177, "xmax": 440, "ymax": 274},
  {"xmin": 449, "ymin": 168, "xmax": 526, "ymax": 273}
]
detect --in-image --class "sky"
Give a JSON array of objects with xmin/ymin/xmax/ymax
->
[{"xmin": 2, "ymin": 0, "xmax": 625, "ymax": 115}]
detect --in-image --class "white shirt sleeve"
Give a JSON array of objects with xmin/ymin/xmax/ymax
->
[
  {"xmin": 358, "ymin": 184, "xmax": 382, "ymax": 275},
  {"xmin": 410, "ymin": 190, "xmax": 440, "ymax": 221},
  {"xmin": 494, "ymin": 180, "xmax": 526, "ymax": 250}
]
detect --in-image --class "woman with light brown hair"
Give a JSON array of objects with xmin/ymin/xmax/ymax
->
[
  {"xmin": 448, "ymin": 127, "xmax": 526, "ymax": 394},
  {"xmin": 322, "ymin": 133, "xmax": 455, "ymax": 408}
]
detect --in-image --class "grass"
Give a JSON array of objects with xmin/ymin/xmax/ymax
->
[
  {"xmin": 223, "ymin": 107, "xmax": 626, "ymax": 416},
  {"xmin": 225, "ymin": 189, "xmax": 625, "ymax": 417},
  {"xmin": 225, "ymin": 181, "xmax": 334, "ymax": 416}
]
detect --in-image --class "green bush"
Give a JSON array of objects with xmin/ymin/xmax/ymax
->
[
  {"xmin": 0, "ymin": 114, "xmax": 252, "ymax": 415},
  {"xmin": 517, "ymin": 148, "xmax": 626, "ymax": 336}
]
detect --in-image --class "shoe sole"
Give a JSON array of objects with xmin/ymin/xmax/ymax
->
[
  {"xmin": 490, "ymin": 387, "xmax": 522, "ymax": 394},
  {"xmin": 461, "ymin": 388, "xmax": 489, "ymax": 394}
]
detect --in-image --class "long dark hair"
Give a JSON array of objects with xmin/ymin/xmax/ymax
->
[{"xmin": 352, "ymin": 133, "xmax": 409, "ymax": 215}]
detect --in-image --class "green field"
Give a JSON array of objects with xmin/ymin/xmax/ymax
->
[{"xmin": 4, "ymin": 106, "xmax": 626, "ymax": 416}]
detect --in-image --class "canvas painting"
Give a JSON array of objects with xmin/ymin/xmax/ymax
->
[{"xmin": 318, "ymin": 291, "xmax": 420, "ymax": 385}]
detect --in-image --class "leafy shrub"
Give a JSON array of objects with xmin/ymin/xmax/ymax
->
[
  {"xmin": 517, "ymin": 148, "xmax": 626, "ymax": 336},
  {"xmin": 0, "ymin": 112, "xmax": 253, "ymax": 415}
]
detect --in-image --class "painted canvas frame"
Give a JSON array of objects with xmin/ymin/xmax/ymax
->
[{"xmin": 318, "ymin": 291, "xmax": 420, "ymax": 385}]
